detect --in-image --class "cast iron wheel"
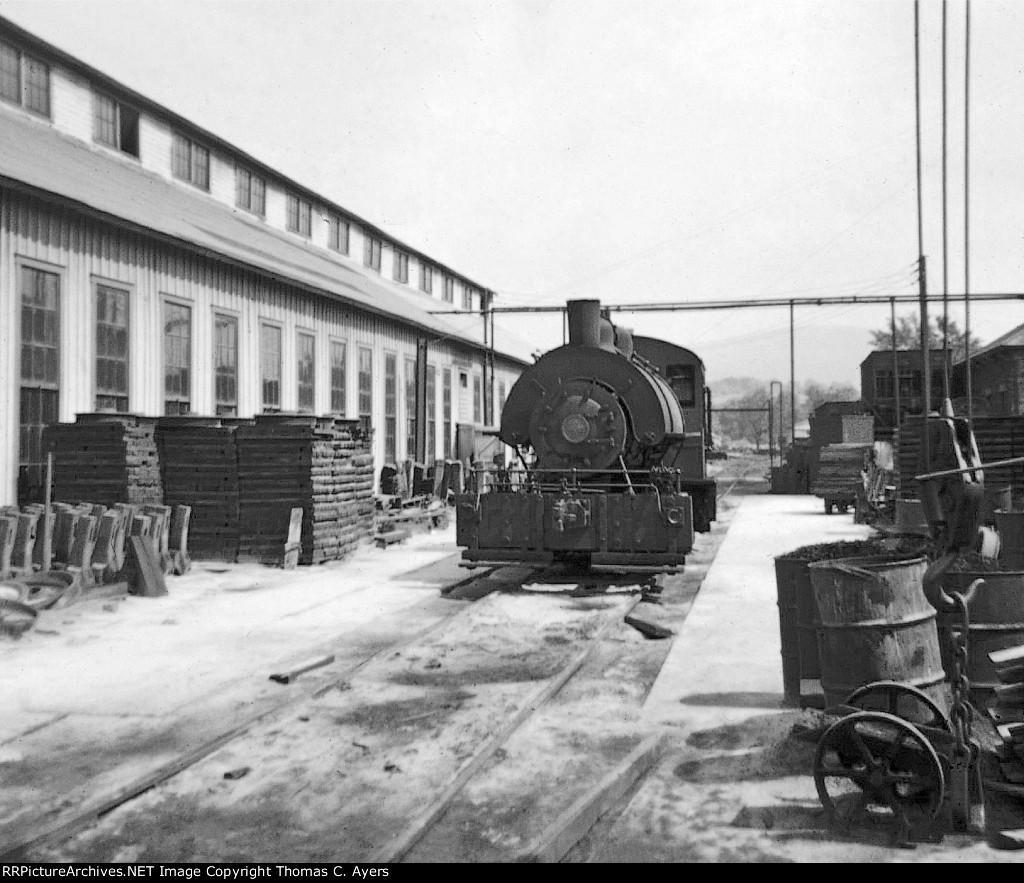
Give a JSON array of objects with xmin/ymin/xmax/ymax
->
[
  {"xmin": 824, "ymin": 500, "xmax": 834, "ymax": 514},
  {"xmin": 845, "ymin": 681, "xmax": 951, "ymax": 732},
  {"xmin": 814, "ymin": 711, "xmax": 945, "ymax": 840}
]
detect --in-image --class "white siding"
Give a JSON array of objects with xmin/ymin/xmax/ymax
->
[{"xmin": 0, "ymin": 191, "xmax": 518, "ymax": 502}]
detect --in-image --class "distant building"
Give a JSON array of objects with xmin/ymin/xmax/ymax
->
[
  {"xmin": 0, "ymin": 17, "xmax": 530, "ymax": 504},
  {"xmin": 951, "ymin": 323, "xmax": 1024, "ymax": 417},
  {"xmin": 859, "ymin": 349, "xmax": 952, "ymax": 436}
]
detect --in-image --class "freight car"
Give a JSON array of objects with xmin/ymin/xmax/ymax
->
[{"xmin": 455, "ymin": 299, "xmax": 717, "ymax": 571}]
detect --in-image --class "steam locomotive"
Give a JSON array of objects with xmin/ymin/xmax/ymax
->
[{"xmin": 456, "ymin": 299, "xmax": 716, "ymax": 571}]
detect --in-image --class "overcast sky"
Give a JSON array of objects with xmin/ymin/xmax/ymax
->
[{"xmin": 3, "ymin": 0, "xmax": 1024, "ymax": 388}]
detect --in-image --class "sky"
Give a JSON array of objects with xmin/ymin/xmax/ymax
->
[{"xmin": 3, "ymin": 0, "xmax": 1024, "ymax": 389}]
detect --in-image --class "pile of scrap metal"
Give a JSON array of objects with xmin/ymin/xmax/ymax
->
[
  {"xmin": 374, "ymin": 461, "xmax": 455, "ymax": 548},
  {"xmin": 0, "ymin": 501, "xmax": 190, "ymax": 638}
]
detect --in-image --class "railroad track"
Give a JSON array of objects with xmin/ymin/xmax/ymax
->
[
  {"xmin": 8, "ymin": 472, "xmax": 759, "ymax": 863},
  {"xmin": 9, "ymin": 565, "xmax": 671, "ymax": 862}
]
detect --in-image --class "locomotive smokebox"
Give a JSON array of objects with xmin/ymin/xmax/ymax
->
[{"xmin": 566, "ymin": 299, "xmax": 602, "ymax": 347}]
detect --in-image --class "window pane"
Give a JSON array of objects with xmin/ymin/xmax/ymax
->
[
  {"xmin": 426, "ymin": 364, "xmax": 436, "ymax": 462},
  {"xmin": 405, "ymin": 357, "xmax": 416, "ymax": 458},
  {"xmin": 118, "ymin": 104, "xmax": 140, "ymax": 156},
  {"xmin": 297, "ymin": 332, "xmax": 315, "ymax": 412},
  {"xmin": 193, "ymin": 144, "xmax": 209, "ymax": 189},
  {"xmin": 94, "ymin": 93, "xmax": 118, "ymax": 147},
  {"xmin": 163, "ymin": 301, "xmax": 191, "ymax": 411},
  {"xmin": 358, "ymin": 347, "xmax": 372, "ymax": 418},
  {"xmin": 261, "ymin": 324, "xmax": 282, "ymax": 409},
  {"xmin": 252, "ymin": 176, "xmax": 265, "ymax": 215},
  {"xmin": 330, "ymin": 341, "xmax": 347, "ymax": 414},
  {"xmin": 235, "ymin": 168, "xmax": 250, "ymax": 210},
  {"xmin": 421, "ymin": 264, "xmax": 432, "ymax": 294},
  {"xmin": 473, "ymin": 375, "xmax": 482, "ymax": 423},
  {"xmin": 96, "ymin": 285, "xmax": 129, "ymax": 412},
  {"xmin": 215, "ymin": 313, "xmax": 238, "ymax": 412},
  {"xmin": 172, "ymin": 134, "xmax": 190, "ymax": 180},
  {"xmin": 384, "ymin": 353, "xmax": 397, "ymax": 463},
  {"xmin": 442, "ymin": 369, "xmax": 452, "ymax": 458},
  {"xmin": 0, "ymin": 41, "xmax": 20, "ymax": 104},
  {"xmin": 23, "ymin": 55, "xmax": 48, "ymax": 116}
]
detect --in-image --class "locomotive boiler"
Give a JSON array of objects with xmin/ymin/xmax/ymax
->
[{"xmin": 456, "ymin": 299, "xmax": 716, "ymax": 571}]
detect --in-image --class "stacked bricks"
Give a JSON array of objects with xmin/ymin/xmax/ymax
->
[
  {"xmin": 157, "ymin": 417, "xmax": 248, "ymax": 561},
  {"xmin": 236, "ymin": 415, "xmax": 375, "ymax": 565},
  {"xmin": 45, "ymin": 414, "xmax": 162, "ymax": 507}
]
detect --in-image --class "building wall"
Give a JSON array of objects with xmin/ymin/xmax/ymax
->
[{"xmin": 0, "ymin": 189, "xmax": 519, "ymax": 503}]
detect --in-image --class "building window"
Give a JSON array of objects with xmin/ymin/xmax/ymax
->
[
  {"xmin": 172, "ymin": 133, "xmax": 209, "ymax": 190},
  {"xmin": 393, "ymin": 251, "xmax": 409, "ymax": 284},
  {"xmin": 874, "ymin": 370, "xmax": 894, "ymax": 399},
  {"xmin": 214, "ymin": 313, "xmax": 238, "ymax": 416},
  {"xmin": 163, "ymin": 301, "xmax": 191, "ymax": 415},
  {"xmin": 443, "ymin": 276, "xmax": 454, "ymax": 303},
  {"xmin": 328, "ymin": 215, "xmax": 349, "ymax": 254},
  {"xmin": 286, "ymin": 194, "xmax": 311, "ymax": 237},
  {"xmin": 442, "ymin": 368, "xmax": 452, "ymax": 458},
  {"xmin": 0, "ymin": 41, "xmax": 49, "ymax": 117},
  {"xmin": 95, "ymin": 284, "xmax": 129, "ymax": 413},
  {"xmin": 405, "ymin": 357, "xmax": 417, "ymax": 459},
  {"xmin": 497, "ymin": 380, "xmax": 506, "ymax": 417},
  {"xmin": 426, "ymin": 364, "xmax": 436, "ymax": 462},
  {"xmin": 420, "ymin": 264, "xmax": 433, "ymax": 295},
  {"xmin": 235, "ymin": 167, "xmax": 266, "ymax": 216},
  {"xmin": 260, "ymin": 322, "xmax": 282, "ymax": 411},
  {"xmin": 384, "ymin": 353, "xmax": 397, "ymax": 463},
  {"xmin": 666, "ymin": 364, "xmax": 696, "ymax": 408},
  {"xmin": 364, "ymin": 236, "xmax": 382, "ymax": 272},
  {"xmin": 358, "ymin": 347, "xmax": 373, "ymax": 420},
  {"xmin": 93, "ymin": 92, "xmax": 140, "ymax": 158},
  {"xmin": 19, "ymin": 265, "xmax": 60, "ymax": 504},
  {"xmin": 473, "ymin": 374, "xmax": 482, "ymax": 424},
  {"xmin": 297, "ymin": 331, "xmax": 315, "ymax": 413},
  {"xmin": 330, "ymin": 340, "xmax": 347, "ymax": 414},
  {"xmin": 462, "ymin": 287, "xmax": 473, "ymax": 310}
]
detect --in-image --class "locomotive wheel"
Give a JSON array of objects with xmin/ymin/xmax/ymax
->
[
  {"xmin": 844, "ymin": 681, "xmax": 951, "ymax": 732},
  {"xmin": 814, "ymin": 711, "xmax": 945, "ymax": 840},
  {"xmin": 824, "ymin": 500, "xmax": 834, "ymax": 514}
]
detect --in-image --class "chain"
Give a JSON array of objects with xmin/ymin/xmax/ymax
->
[{"xmin": 947, "ymin": 592, "xmax": 974, "ymax": 762}]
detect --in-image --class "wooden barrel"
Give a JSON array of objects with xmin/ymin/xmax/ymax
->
[
  {"xmin": 996, "ymin": 510, "xmax": 1024, "ymax": 569},
  {"xmin": 940, "ymin": 569, "xmax": 1024, "ymax": 699},
  {"xmin": 809, "ymin": 554, "xmax": 950, "ymax": 712}
]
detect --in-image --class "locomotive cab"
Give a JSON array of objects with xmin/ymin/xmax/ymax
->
[{"xmin": 456, "ymin": 299, "xmax": 715, "ymax": 572}]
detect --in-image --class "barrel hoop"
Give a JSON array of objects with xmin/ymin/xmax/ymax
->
[
  {"xmin": 822, "ymin": 670, "xmax": 947, "ymax": 696},
  {"xmin": 818, "ymin": 612, "xmax": 936, "ymax": 630}
]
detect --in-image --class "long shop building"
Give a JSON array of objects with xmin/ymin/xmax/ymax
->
[{"xmin": 0, "ymin": 16, "xmax": 530, "ymax": 505}]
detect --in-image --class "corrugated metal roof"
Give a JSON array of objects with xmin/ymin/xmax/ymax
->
[{"xmin": 0, "ymin": 110, "xmax": 533, "ymax": 365}]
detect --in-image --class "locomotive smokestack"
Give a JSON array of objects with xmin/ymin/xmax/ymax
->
[{"xmin": 566, "ymin": 299, "xmax": 602, "ymax": 347}]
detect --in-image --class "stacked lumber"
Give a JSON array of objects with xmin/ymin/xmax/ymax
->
[
  {"xmin": 811, "ymin": 443, "xmax": 871, "ymax": 500},
  {"xmin": 236, "ymin": 415, "xmax": 374, "ymax": 566},
  {"xmin": 158, "ymin": 417, "xmax": 246, "ymax": 561},
  {"xmin": 989, "ymin": 643, "xmax": 1024, "ymax": 798},
  {"xmin": 45, "ymin": 414, "xmax": 162, "ymax": 506}
]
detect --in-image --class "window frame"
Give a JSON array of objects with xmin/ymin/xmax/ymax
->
[
  {"xmin": 462, "ymin": 286, "xmax": 473, "ymax": 311},
  {"xmin": 443, "ymin": 276, "xmax": 455, "ymax": 303},
  {"xmin": 235, "ymin": 166, "xmax": 266, "ymax": 217},
  {"xmin": 393, "ymin": 250, "xmax": 409, "ymax": 284},
  {"xmin": 162, "ymin": 296, "xmax": 193, "ymax": 415},
  {"xmin": 92, "ymin": 90, "xmax": 140, "ymax": 158},
  {"xmin": 213, "ymin": 309, "xmax": 240, "ymax": 417},
  {"xmin": 420, "ymin": 263, "xmax": 433, "ymax": 295},
  {"xmin": 364, "ymin": 235, "xmax": 382, "ymax": 272},
  {"xmin": 329, "ymin": 338, "xmax": 348, "ymax": 416},
  {"xmin": 328, "ymin": 215, "xmax": 350, "ymax": 255},
  {"xmin": 357, "ymin": 346, "xmax": 373, "ymax": 420},
  {"xmin": 0, "ymin": 41, "xmax": 50, "ymax": 118},
  {"xmin": 384, "ymin": 351, "xmax": 398, "ymax": 463},
  {"xmin": 93, "ymin": 279, "xmax": 131, "ymax": 414},
  {"xmin": 171, "ymin": 132, "xmax": 210, "ymax": 191},
  {"xmin": 259, "ymin": 320, "xmax": 283, "ymax": 412},
  {"xmin": 405, "ymin": 356, "xmax": 417, "ymax": 459},
  {"xmin": 286, "ymin": 193, "xmax": 312, "ymax": 237},
  {"xmin": 296, "ymin": 329, "xmax": 316, "ymax": 414}
]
